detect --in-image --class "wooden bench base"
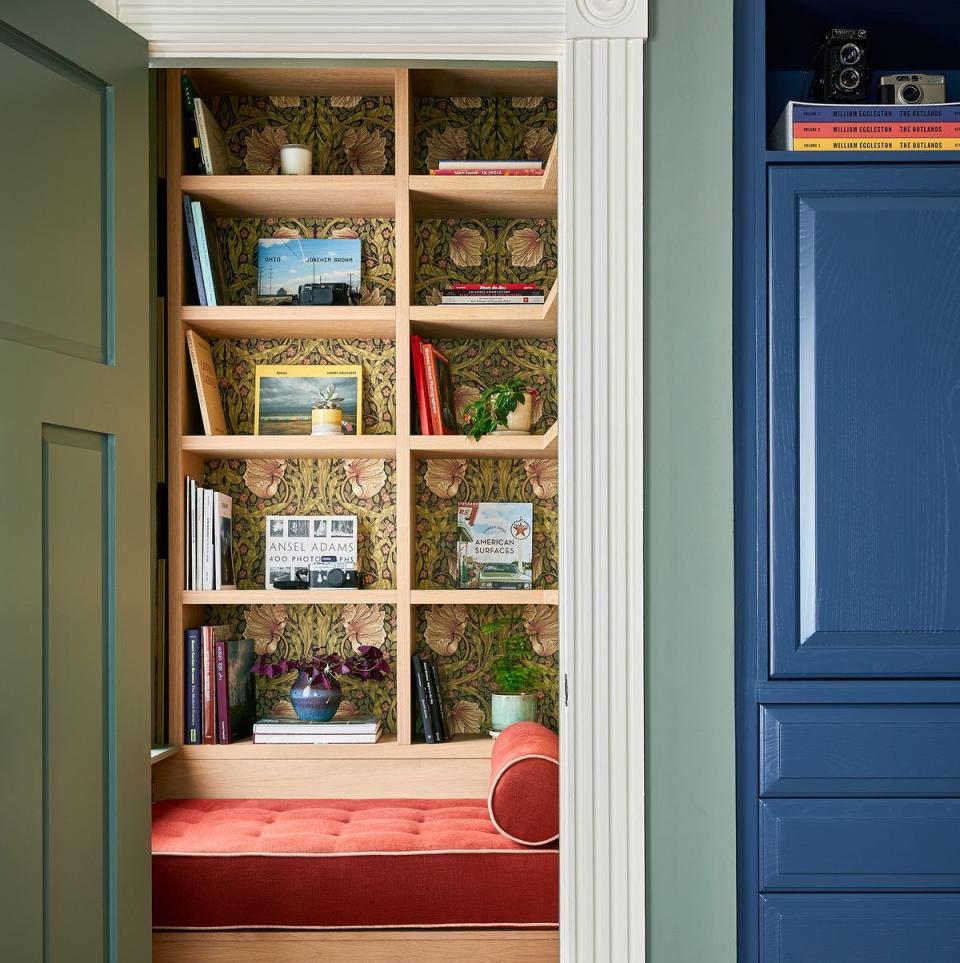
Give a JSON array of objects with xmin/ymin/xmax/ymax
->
[{"xmin": 153, "ymin": 929, "xmax": 559, "ymax": 962}]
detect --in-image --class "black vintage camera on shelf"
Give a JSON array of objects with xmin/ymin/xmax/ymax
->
[
  {"xmin": 810, "ymin": 28, "xmax": 871, "ymax": 103},
  {"xmin": 309, "ymin": 565, "xmax": 361, "ymax": 590},
  {"xmin": 295, "ymin": 282, "xmax": 352, "ymax": 306}
]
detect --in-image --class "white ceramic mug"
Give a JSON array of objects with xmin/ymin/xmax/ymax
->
[{"xmin": 280, "ymin": 144, "xmax": 312, "ymax": 175}]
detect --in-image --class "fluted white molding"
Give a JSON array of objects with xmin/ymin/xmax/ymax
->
[{"xmin": 560, "ymin": 36, "xmax": 645, "ymax": 963}]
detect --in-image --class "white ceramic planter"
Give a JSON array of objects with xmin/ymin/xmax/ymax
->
[{"xmin": 494, "ymin": 391, "xmax": 535, "ymax": 434}]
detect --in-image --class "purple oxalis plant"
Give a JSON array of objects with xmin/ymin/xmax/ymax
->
[{"xmin": 251, "ymin": 644, "xmax": 391, "ymax": 689}]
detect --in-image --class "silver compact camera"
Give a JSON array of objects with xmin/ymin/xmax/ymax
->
[{"xmin": 879, "ymin": 74, "xmax": 946, "ymax": 105}]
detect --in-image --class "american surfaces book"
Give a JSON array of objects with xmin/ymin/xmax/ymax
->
[
  {"xmin": 256, "ymin": 237, "xmax": 361, "ymax": 305},
  {"xmin": 264, "ymin": 514, "xmax": 358, "ymax": 588},
  {"xmin": 185, "ymin": 330, "xmax": 228, "ymax": 435},
  {"xmin": 457, "ymin": 502, "xmax": 534, "ymax": 589},
  {"xmin": 215, "ymin": 637, "xmax": 256, "ymax": 744}
]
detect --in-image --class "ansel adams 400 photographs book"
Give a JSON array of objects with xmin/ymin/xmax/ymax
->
[
  {"xmin": 257, "ymin": 237, "xmax": 361, "ymax": 306},
  {"xmin": 265, "ymin": 514, "xmax": 358, "ymax": 589},
  {"xmin": 457, "ymin": 502, "xmax": 533, "ymax": 590}
]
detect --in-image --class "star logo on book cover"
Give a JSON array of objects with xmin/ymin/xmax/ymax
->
[{"xmin": 511, "ymin": 518, "xmax": 531, "ymax": 539}]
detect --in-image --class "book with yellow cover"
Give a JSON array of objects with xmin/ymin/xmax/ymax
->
[
  {"xmin": 792, "ymin": 139, "xmax": 960, "ymax": 151},
  {"xmin": 254, "ymin": 364, "xmax": 363, "ymax": 436},
  {"xmin": 185, "ymin": 330, "xmax": 228, "ymax": 435}
]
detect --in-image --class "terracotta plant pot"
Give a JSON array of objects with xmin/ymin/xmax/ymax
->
[
  {"xmin": 311, "ymin": 407, "xmax": 342, "ymax": 436},
  {"xmin": 493, "ymin": 392, "xmax": 534, "ymax": 434}
]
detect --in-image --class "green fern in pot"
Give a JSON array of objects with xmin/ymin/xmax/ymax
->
[{"xmin": 483, "ymin": 612, "xmax": 541, "ymax": 732}]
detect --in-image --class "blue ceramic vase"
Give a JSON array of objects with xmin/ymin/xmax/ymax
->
[{"xmin": 289, "ymin": 671, "xmax": 342, "ymax": 722}]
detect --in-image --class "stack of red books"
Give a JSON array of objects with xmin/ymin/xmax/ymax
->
[{"xmin": 440, "ymin": 283, "xmax": 544, "ymax": 305}]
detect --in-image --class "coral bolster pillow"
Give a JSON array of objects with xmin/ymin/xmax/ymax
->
[{"xmin": 488, "ymin": 721, "xmax": 560, "ymax": 845}]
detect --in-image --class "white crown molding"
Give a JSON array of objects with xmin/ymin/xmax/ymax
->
[
  {"xmin": 560, "ymin": 35, "xmax": 645, "ymax": 963},
  {"xmin": 107, "ymin": 0, "xmax": 645, "ymax": 59}
]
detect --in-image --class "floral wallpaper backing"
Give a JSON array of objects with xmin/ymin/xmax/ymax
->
[
  {"xmin": 213, "ymin": 217, "xmax": 395, "ymax": 307},
  {"xmin": 413, "ymin": 96, "xmax": 557, "ymax": 174},
  {"xmin": 416, "ymin": 604, "xmax": 559, "ymax": 735},
  {"xmin": 415, "ymin": 218, "xmax": 557, "ymax": 305},
  {"xmin": 416, "ymin": 458, "xmax": 558, "ymax": 589},
  {"xmin": 209, "ymin": 95, "xmax": 395, "ymax": 176},
  {"xmin": 209, "ymin": 603, "xmax": 398, "ymax": 733},
  {"xmin": 208, "ymin": 337, "xmax": 396, "ymax": 436},
  {"xmin": 203, "ymin": 457, "xmax": 397, "ymax": 590}
]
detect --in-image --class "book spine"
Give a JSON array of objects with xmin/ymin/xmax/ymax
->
[
  {"xmin": 201, "ymin": 627, "xmax": 216, "ymax": 744},
  {"xmin": 451, "ymin": 283, "xmax": 542, "ymax": 290},
  {"xmin": 795, "ymin": 122, "xmax": 960, "ymax": 137},
  {"xmin": 792, "ymin": 139, "xmax": 960, "ymax": 151},
  {"xmin": 422, "ymin": 659, "xmax": 445, "ymax": 743},
  {"xmin": 185, "ymin": 333, "xmax": 213, "ymax": 436},
  {"xmin": 411, "ymin": 655, "xmax": 436, "ymax": 744},
  {"xmin": 792, "ymin": 104, "xmax": 960, "ymax": 121},
  {"xmin": 426, "ymin": 661, "xmax": 448, "ymax": 742},
  {"xmin": 182, "ymin": 194, "xmax": 207, "ymax": 306},
  {"xmin": 180, "ymin": 74, "xmax": 205, "ymax": 175},
  {"xmin": 215, "ymin": 637, "xmax": 230, "ymax": 743},
  {"xmin": 441, "ymin": 296, "xmax": 545, "ymax": 304},
  {"xmin": 191, "ymin": 203, "xmax": 218, "ymax": 307},
  {"xmin": 429, "ymin": 169, "xmax": 544, "ymax": 176},
  {"xmin": 184, "ymin": 629, "xmax": 202, "ymax": 744},
  {"xmin": 193, "ymin": 96, "xmax": 214, "ymax": 175},
  {"xmin": 410, "ymin": 336, "xmax": 431, "ymax": 436},
  {"xmin": 439, "ymin": 160, "xmax": 543, "ymax": 169},
  {"xmin": 421, "ymin": 344, "xmax": 444, "ymax": 436},
  {"xmin": 253, "ymin": 732, "xmax": 381, "ymax": 744},
  {"xmin": 203, "ymin": 489, "xmax": 214, "ymax": 591}
]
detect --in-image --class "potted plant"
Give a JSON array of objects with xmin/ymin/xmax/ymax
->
[
  {"xmin": 251, "ymin": 644, "xmax": 390, "ymax": 722},
  {"xmin": 311, "ymin": 385, "xmax": 345, "ymax": 436},
  {"xmin": 463, "ymin": 377, "xmax": 537, "ymax": 440},
  {"xmin": 483, "ymin": 613, "xmax": 541, "ymax": 732}
]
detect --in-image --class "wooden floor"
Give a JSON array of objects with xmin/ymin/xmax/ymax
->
[{"xmin": 153, "ymin": 929, "xmax": 560, "ymax": 962}]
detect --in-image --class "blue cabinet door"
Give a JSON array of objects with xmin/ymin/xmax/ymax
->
[{"xmin": 769, "ymin": 166, "xmax": 960, "ymax": 677}]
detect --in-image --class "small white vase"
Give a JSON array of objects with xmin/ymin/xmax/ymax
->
[{"xmin": 280, "ymin": 143, "xmax": 312, "ymax": 175}]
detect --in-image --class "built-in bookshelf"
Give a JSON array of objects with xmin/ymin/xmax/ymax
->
[{"xmin": 156, "ymin": 65, "xmax": 559, "ymax": 798}]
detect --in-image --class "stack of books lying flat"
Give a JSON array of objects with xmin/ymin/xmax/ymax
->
[
  {"xmin": 440, "ymin": 283, "xmax": 544, "ymax": 305},
  {"xmin": 252, "ymin": 715, "xmax": 382, "ymax": 744},
  {"xmin": 772, "ymin": 101, "xmax": 960, "ymax": 151},
  {"xmin": 430, "ymin": 160, "xmax": 544, "ymax": 176}
]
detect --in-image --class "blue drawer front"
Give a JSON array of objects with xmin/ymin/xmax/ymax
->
[
  {"xmin": 761, "ymin": 799, "xmax": 960, "ymax": 890},
  {"xmin": 761, "ymin": 894, "xmax": 960, "ymax": 963},
  {"xmin": 761, "ymin": 703, "xmax": 960, "ymax": 796}
]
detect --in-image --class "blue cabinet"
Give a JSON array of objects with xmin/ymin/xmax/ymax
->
[{"xmin": 769, "ymin": 166, "xmax": 960, "ymax": 678}]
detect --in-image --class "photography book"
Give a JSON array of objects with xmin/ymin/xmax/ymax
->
[
  {"xmin": 410, "ymin": 336, "xmax": 431, "ymax": 435},
  {"xmin": 190, "ymin": 199, "xmax": 226, "ymax": 305},
  {"xmin": 411, "ymin": 655, "xmax": 437, "ymax": 744},
  {"xmin": 185, "ymin": 330, "xmax": 228, "ymax": 435},
  {"xmin": 213, "ymin": 491, "xmax": 236, "ymax": 590},
  {"xmin": 192, "ymin": 95, "xmax": 229, "ymax": 175},
  {"xmin": 254, "ymin": 715, "xmax": 380, "ymax": 734},
  {"xmin": 420, "ymin": 342, "xmax": 458, "ymax": 435},
  {"xmin": 264, "ymin": 514, "xmax": 358, "ymax": 588},
  {"xmin": 773, "ymin": 100, "xmax": 960, "ymax": 150},
  {"xmin": 214, "ymin": 637, "xmax": 255, "ymax": 744},
  {"xmin": 256, "ymin": 237, "xmax": 361, "ymax": 306},
  {"xmin": 254, "ymin": 364, "xmax": 363, "ymax": 436},
  {"xmin": 457, "ymin": 502, "xmax": 534, "ymax": 590},
  {"xmin": 184, "ymin": 479, "xmax": 235, "ymax": 591}
]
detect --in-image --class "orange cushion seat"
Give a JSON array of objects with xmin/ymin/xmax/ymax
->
[{"xmin": 152, "ymin": 797, "xmax": 559, "ymax": 930}]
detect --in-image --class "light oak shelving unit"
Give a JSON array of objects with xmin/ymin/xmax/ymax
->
[{"xmin": 156, "ymin": 65, "xmax": 558, "ymax": 800}]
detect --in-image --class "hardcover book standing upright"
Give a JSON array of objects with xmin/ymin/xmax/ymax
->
[{"xmin": 457, "ymin": 502, "xmax": 534, "ymax": 589}]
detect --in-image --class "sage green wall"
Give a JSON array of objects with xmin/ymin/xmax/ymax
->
[{"xmin": 645, "ymin": 0, "xmax": 736, "ymax": 959}]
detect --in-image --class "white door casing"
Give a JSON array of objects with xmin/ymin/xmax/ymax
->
[{"xmin": 101, "ymin": 2, "xmax": 646, "ymax": 959}]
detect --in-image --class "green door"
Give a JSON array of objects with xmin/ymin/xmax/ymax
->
[{"xmin": 0, "ymin": 2, "xmax": 152, "ymax": 960}]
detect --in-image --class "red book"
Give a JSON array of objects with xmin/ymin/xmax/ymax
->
[
  {"xmin": 200, "ymin": 627, "xmax": 216, "ymax": 745},
  {"xmin": 451, "ymin": 283, "xmax": 541, "ymax": 291},
  {"xmin": 428, "ymin": 169, "xmax": 544, "ymax": 176},
  {"xmin": 410, "ymin": 335, "xmax": 431, "ymax": 436},
  {"xmin": 795, "ymin": 121, "xmax": 960, "ymax": 138},
  {"xmin": 421, "ymin": 343, "xmax": 457, "ymax": 435}
]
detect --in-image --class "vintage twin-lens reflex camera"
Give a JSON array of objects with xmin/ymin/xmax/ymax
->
[
  {"xmin": 879, "ymin": 74, "xmax": 947, "ymax": 105},
  {"xmin": 810, "ymin": 28, "xmax": 871, "ymax": 103}
]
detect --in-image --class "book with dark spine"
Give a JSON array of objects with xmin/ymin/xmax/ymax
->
[
  {"xmin": 182, "ymin": 193, "xmax": 206, "ymax": 305},
  {"xmin": 411, "ymin": 655, "xmax": 436, "ymax": 744},
  {"xmin": 180, "ymin": 74, "xmax": 205, "ymax": 175},
  {"xmin": 426, "ymin": 661, "xmax": 449, "ymax": 742},
  {"xmin": 215, "ymin": 637, "xmax": 255, "ymax": 744},
  {"xmin": 184, "ymin": 629, "xmax": 202, "ymax": 745},
  {"xmin": 422, "ymin": 658, "xmax": 445, "ymax": 743}
]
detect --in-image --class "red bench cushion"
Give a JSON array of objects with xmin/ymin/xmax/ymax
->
[{"xmin": 152, "ymin": 798, "xmax": 558, "ymax": 930}]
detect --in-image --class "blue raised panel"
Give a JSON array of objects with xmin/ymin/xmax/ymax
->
[
  {"xmin": 770, "ymin": 166, "xmax": 960, "ymax": 677},
  {"xmin": 761, "ymin": 894, "xmax": 960, "ymax": 963},
  {"xmin": 761, "ymin": 799, "xmax": 960, "ymax": 890},
  {"xmin": 761, "ymin": 703, "xmax": 960, "ymax": 796}
]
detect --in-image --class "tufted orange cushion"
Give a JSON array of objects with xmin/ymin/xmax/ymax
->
[
  {"xmin": 488, "ymin": 722, "xmax": 560, "ymax": 846},
  {"xmin": 152, "ymin": 797, "xmax": 558, "ymax": 929}
]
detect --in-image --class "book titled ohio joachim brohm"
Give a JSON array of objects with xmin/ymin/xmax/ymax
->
[{"xmin": 457, "ymin": 502, "xmax": 533, "ymax": 590}]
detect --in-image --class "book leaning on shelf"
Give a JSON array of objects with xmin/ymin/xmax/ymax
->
[
  {"xmin": 184, "ymin": 477, "xmax": 235, "ymax": 591},
  {"xmin": 184, "ymin": 628, "xmax": 255, "ymax": 745},
  {"xmin": 773, "ymin": 101, "xmax": 960, "ymax": 151},
  {"xmin": 183, "ymin": 194, "xmax": 227, "ymax": 305}
]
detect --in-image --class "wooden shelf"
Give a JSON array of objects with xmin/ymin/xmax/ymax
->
[
  {"xmin": 410, "ymin": 283, "xmax": 557, "ymax": 339},
  {"xmin": 181, "ymin": 434, "xmax": 397, "ymax": 459},
  {"xmin": 411, "ymin": 589, "xmax": 558, "ymax": 606},
  {"xmin": 189, "ymin": 66, "xmax": 397, "ymax": 98},
  {"xmin": 181, "ymin": 305, "xmax": 396, "ymax": 340},
  {"xmin": 411, "ymin": 423, "xmax": 557, "ymax": 459},
  {"xmin": 183, "ymin": 589, "xmax": 398, "ymax": 606},
  {"xmin": 175, "ymin": 733, "xmax": 494, "ymax": 760},
  {"xmin": 150, "ymin": 746, "xmax": 180, "ymax": 765},
  {"xmin": 410, "ymin": 175, "xmax": 556, "ymax": 218},
  {"xmin": 181, "ymin": 175, "xmax": 397, "ymax": 218}
]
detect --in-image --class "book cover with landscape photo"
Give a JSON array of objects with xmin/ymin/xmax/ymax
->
[
  {"xmin": 457, "ymin": 502, "xmax": 534, "ymax": 589},
  {"xmin": 257, "ymin": 237, "xmax": 361, "ymax": 305},
  {"xmin": 254, "ymin": 364, "xmax": 363, "ymax": 436}
]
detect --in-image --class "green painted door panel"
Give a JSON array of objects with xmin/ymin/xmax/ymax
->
[{"xmin": 0, "ymin": 2, "xmax": 151, "ymax": 960}]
